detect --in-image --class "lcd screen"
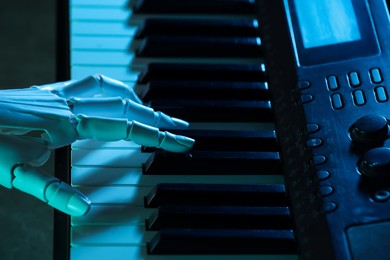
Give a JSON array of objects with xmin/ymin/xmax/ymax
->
[{"xmin": 293, "ymin": 0, "xmax": 361, "ymax": 48}]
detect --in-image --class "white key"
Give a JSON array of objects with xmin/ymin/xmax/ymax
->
[
  {"xmin": 71, "ymin": 51, "xmax": 135, "ymax": 66},
  {"xmin": 71, "ymin": 246, "xmax": 298, "ymax": 260},
  {"xmin": 71, "ymin": 225, "xmax": 154, "ymax": 246},
  {"xmin": 72, "ymin": 205, "xmax": 153, "ymax": 226},
  {"xmin": 71, "ymin": 21, "xmax": 136, "ymax": 36},
  {"xmin": 72, "ymin": 36, "xmax": 133, "ymax": 50},
  {"xmin": 71, "ymin": 7, "xmax": 131, "ymax": 21},
  {"xmin": 77, "ymin": 186, "xmax": 151, "ymax": 205},
  {"xmin": 72, "ymin": 148, "xmax": 149, "ymax": 167},
  {"xmin": 73, "ymin": 139, "xmax": 139, "ymax": 149},
  {"xmin": 71, "ymin": 66, "xmax": 139, "ymax": 81},
  {"xmin": 71, "ymin": 0, "xmax": 127, "ymax": 6}
]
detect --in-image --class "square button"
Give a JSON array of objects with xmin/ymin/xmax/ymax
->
[
  {"xmin": 370, "ymin": 68, "xmax": 383, "ymax": 84},
  {"xmin": 327, "ymin": 75, "xmax": 339, "ymax": 91},
  {"xmin": 348, "ymin": 72, "xmax": 360, "ymax": 87}
]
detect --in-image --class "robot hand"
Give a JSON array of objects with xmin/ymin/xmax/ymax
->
[{"xmin": 0, "ymin": 74, "xmax": 194, "ymax": 217}]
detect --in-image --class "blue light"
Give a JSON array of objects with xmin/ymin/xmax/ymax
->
[{"xmin": 293, "ymin": 0, "xmax": 361, "ymax": 48}]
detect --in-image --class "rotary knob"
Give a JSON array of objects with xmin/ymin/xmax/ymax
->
[
  {"xmin": 350, "ymin": 115, "xmax": 389, "ymax": 145},
  {"xmin": 359, "ymin": 147, "xmax": 390, "ymax": 178}
]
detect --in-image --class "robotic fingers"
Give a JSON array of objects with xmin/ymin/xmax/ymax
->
[
  {"xmin": 75, "ymin": 116, "xmax": 194, "ymax": 153},
  {"xmin": 0, "ymin": 75, "xmax": 195, "ymax": 217},
  {"xmin": 13, "ymin": 164, "xmax": 90, "ymax": 216}
]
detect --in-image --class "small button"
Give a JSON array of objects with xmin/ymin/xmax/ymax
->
[
  {"xmin": 348, "ymin": 72, "xmax": 360, "ymax": 87},
  {"xmin": 297, "ymin": 80, "xmax": 311, "ymax": 90},
  {"xmin": 359, "ymin": 147, "xmax": 390, "ymax": 178},
  {"xmin": 306, "ymin": 138, "xmax": 323, "ymax": 148},
  {"xmin": 320, "ymin": 186, "xmax": 334, "ymax": 196},
  {"xmin": 307, "ymin": 124, "xmax": 320, "ymax": 133},
  {"xmin": 370, "ymin": 68, "xmax": 383, "ymax": 84},
  {"xmin": 373, "ymin": 190, "xmax": 390, "ymax": 202},
  {"xmin": 317, "ymin": 170, "xmax": 330, "ymax": 180},
  {"xmin": 327, "ymin": 75, "xmax": 339, "ymax": 90},
  {"xmin": 352, "ymin": 90, "xmax": 365, "ymax": 106},
  {"xmin": 330, "ymin": 93, "xmax": 344, "ymax": 110},
  {"xmin": 374, "ymin": 86, "xmax": 388, "ymax": 102},
  {"xmin": 313, "ymin": 155, "xmax": 327, "ymax": 165},
  {"xmin": 322, "ymin": 201, "xmax": 337, "ymax": 213},
  {"xmin": 301, "ymin": 94, "xmax": 314, "ymax": 104}
]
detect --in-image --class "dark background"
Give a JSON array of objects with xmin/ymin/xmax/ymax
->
[{"xmin": 0, "ymin": 0, "xmax": 56, "ymax": 259}]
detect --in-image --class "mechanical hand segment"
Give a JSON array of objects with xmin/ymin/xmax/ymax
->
[{"xmin": 0, "ymin": 75, "xmax": 195, "ymax": 217}]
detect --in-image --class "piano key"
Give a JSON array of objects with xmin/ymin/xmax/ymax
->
[
  {"xmin": 144, "ymin": 183, "xmax": 288, "ymax": 208},
  {"xmin": 71, "ymin": 66, "xmax": 139, "ymax": 82},
  {"xmin": 71, "ymin": 6, "xmax": 132, "ymax": 21},
  {"xmin": 71, "ymin": 246, "xmax": 298, "ymax": 260},
  {"xmin": 138, "ymin": 63, "xmax": 266, "ymax": 83},
  {"xmin": 71, "ymin": 4, "xmax": 257, "ymax": 30},
  {"xmin": 72, "ymin": 139, "xmax": 140, "ymax": 149},
  {"xmin": 72, "ymin": 147, "xmax": 149, "ymax": 167},
  {"xmin": 146, "ymin": 206, "xmax": 292, "ymax": 230},
  {"xmin": 71, "ymin": 21, "xmax": 136, "ymax": 36},
  {"xmin": 142, "ymin": 130, "xmax": 279, "ymax": 152},
  {"xmin": 147, "ymin": 229, "xmax": 296, "ymax": 254},
  {"xmin": 137, "ymin": 36, "xmax": 262, "ymax": 58},
  {"xmin": 71, "ymin": 167, "xmax": 284, "ymax": 187},
  {"xmin": 71, "ymin": 50, "xmax": 135, "ymax": 66},
  {"xmin": 72, "ymin": 36, "xmax": 133, "ymax": 50},
  {"xmin": 134, "ymin": 0, "xmax": 257, "ymax": 15},
  {"xmin": 71, "ymin": 0, "xmax": 127, "ymax": 7},
  {"xmin": 77, "ymin": 186, "xmax": 152, "ymax": 205},
  {"xmin": 148, "ymin": 99, "xmax": 273, "ymax": 122},
  {"xmin": 71, "ymin": 225, "xmax": 154, "ymax": 246},
  {"xmin": 140, "ymin": 81, "xmax": 270, "ymax": 101},
  {"xmin": 136, "ymin": 18, "xmax": 260, "ymax": 38},
  {"xmin": 72, "ymin": 205, "xmax": 153, "ymax": 226},
  {"xmin": 143, "ymin": 151, "xmax": 281, "ymax": 175}
]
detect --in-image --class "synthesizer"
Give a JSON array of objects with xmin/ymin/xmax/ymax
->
[{"xmin": 260, "ymin": 0, "xmax": 390, "ymax": 259}]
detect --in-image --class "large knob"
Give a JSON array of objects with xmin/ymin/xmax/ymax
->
[
  {"xmin": 359, "ymin": 147, "xmax": 390, "ymax": 178},
  {"xmin": 350, "ymin": 115, "xmax": 389, "ymax": 145}
]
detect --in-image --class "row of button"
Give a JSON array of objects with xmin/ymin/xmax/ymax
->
[
  {"xmin": 306, "ymin": 124, "xmax": 336, "ymax": 213},
  {"xmin": 330, "ymin": 86, "xmax": 388, "ymax": 110},
  {"xmin": 326, "ymin": 68, "xmax": 383, "ymax": 91}
]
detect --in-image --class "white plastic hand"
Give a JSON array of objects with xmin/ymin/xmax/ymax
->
[{"xmin": 0, "ymin": 75, "xmax": 195, "ymax": 217}]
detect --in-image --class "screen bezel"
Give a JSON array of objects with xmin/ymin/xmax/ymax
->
[{"xmin": 286, "ymin": 0, "xmax": 380, "ymax": 66}]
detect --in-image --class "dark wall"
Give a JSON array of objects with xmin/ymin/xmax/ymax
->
[{"xmin": 0, "ymin": 1, "xmax": 56, "ymax": 259}]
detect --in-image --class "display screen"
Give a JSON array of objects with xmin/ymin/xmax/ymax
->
[{"xmin": 293, "ymin": 0, "xmax": 361, "ymax": 48}]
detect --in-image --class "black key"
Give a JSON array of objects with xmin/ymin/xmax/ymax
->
[
  {"xmin": 144, "ymin": 183, "xmax": 288, "ymax": 208},
  {"xmin": 135, "ymin": 0, "xmax": 256, "ymax": 14},
  {"xmin": 148, "ymin": 99, "xmax": 273, "ymax": 122},
  {"xmin": 146, "ymin": 206, "xmax": 292, "ymax": 230},
  {"xmin": 137, "ymin": 36, "xmax": 262, "ymax": 58},
  {"xmin": 142, "ymin": 130, "xmax": 279, "ymax": 152},
  {"xmin": 138, "ymin": 63, "xmax": 266, "ymax": 83},
  {"xmin": 136, "ymin": 19, "xmax": 261, "ymax": 38},
  {"xmin": 143, "ymin": 151, "xmax": 281, "ymax": 175},
  {"xmin": 140, "ymin": 80, "xmax": 270, "ymax": 101},
  {"xmin": 147, "ymin": 229, "xmax": 296, "ymax": 254}
]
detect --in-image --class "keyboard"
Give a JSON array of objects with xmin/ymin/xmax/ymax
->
[{"xmin": 53, "ymin": 0, "xmax": 298, "ymax": 259}]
